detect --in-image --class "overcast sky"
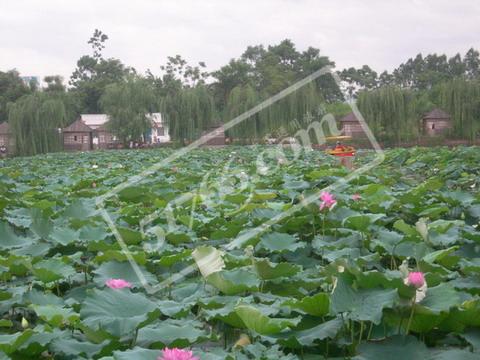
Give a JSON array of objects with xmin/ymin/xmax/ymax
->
[{"xmin": 1, "ymin": 0, "xmax": 479, "ymax": 82}]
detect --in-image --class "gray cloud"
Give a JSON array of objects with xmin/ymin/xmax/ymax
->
[{"xmin": 0, "ymin": 0, "xmax": 478, "ymax": 81}]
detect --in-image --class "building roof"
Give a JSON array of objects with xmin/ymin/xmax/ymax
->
[
  {"xmin": 95, "ymin": 123, "xmax": 109, "ymax": 132},
  {"xmin": 79, "ymin": 113, "xmax": 163, "ymax": 129},
  {"xmin": 423, "ymin": 108, "xmax": 450, "ymax": 120},
  {"xmin": 0, "ymin": 122, "xmax": 10, "ymax": 135},
  {"xmin": 339, "ymin": 112, "xmax": 359, "ymax": 123},
  {"xmin": 80, "ymin": 114, "xmax": 109, "ymax": 129},
  {"xmin": 63, "ymin": 119, "xmax": 93, "ymax": 133}
]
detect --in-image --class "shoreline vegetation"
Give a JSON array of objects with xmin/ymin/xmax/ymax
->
[{"xmin": 1, "ymin": 31, "xmax": 479, "ymax": 156}]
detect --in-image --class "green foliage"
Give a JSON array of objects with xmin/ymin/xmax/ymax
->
[
  {"xmin": 101, "ymin": 76, "xmax": 158, "ymax": 144},
  {"xmin": 438, "ymin": 78, "xmax": 480, "ymax": 140},
  {"xmin": 161, "ymin": 85, "xmax": 216, "ymax": 143},
  {"xmin": 8, "ymin": 92, "xmax": 66, "ymax": 156},
  {"xmin": 342, "ymin": 48, "xmax": 480, "ymax": 93},
  {"xmin": 70, "ymin": 29, "xmax": 133, "ymax": 113},
  {"xmin": 0, "ymin": 70, "xmax": 31, "ymax": 121},
  {"xmin": 357, "ymin": 86, "xmax": 422, "ymax": 144}
]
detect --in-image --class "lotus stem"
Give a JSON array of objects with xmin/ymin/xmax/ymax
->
[
  {"xmin": 358, "ymin": 321, "xmax": 364, "ymax": 344},
  {"xmin": 405, "ymin": 298, "xmax": 416, "ymax": 336}
]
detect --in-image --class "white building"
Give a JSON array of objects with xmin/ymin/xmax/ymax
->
[
  {"xmin": 147, "ymin": 113, "xmax": 170, "ymax": 143},
  {"xmin": 77, "ymin": 113, "xmax": 170, "ymax": 144}
]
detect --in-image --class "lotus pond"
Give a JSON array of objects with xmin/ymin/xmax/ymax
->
[{"xmin": 0, "ymin": 146, "xmax": 479, "ymax": 359}]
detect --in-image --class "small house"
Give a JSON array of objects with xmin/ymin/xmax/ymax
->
[
  {"xmin": 78, "ymin": 114, "xmax": 118, "ymax": 149},
  {"xmin": 0, "ymin": 122, "xmax": 14, "ymax": 155},
  {"xmin": 200, "ymin": 125, "xmax": 225, "ymax": 146},
  {"xmin": 423, "ymin": 109, "xmax": 451, "ymax": 136},
  {"xmin": 62, "ymin": 119, "xmax": 93, "ymax": 151},
  {"xmin": 339, "ymin": 112, "xmax": 365, "ymax": 137},
  {"xmin": 63, "ymin": 113, "xmax": 169, "ymax": 151},
  {"xmin": 94, "ymin": 123, "xmax": 119, "ymax": 149}
]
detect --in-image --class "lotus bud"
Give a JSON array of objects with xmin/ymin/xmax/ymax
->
[
  {"xmin": 21, "ymin": 317, "xmax": 29, "ymax": 329},
  {"xmin": 234, "ymin": 334, "xmax": 251, "ymax": 348}
]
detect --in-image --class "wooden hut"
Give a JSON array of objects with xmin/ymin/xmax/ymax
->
[
  {"xmin": 339, "ymin": 112, "xmax": 365, "ymax": 137},
  {"xmin": 94, "ymin": 124, "xmax": 119, "ymax": 149},
  {"xmin": 423, "ymin": 109, "xmax": 451, "ymax": 136},
  {"xmin": 200, "ymin": 125, "xmax": 226, "ymax": 146},
  {"xmin": 64, "ymin": 113, "xmax": 170, "ymax": 151},
  {"xmin": 63, "ymin": 119, "xmax": 93, "ymax": 151},
  {"xmin": 0, "ymin": 122, "xmax": 14, "ymax": 155}
]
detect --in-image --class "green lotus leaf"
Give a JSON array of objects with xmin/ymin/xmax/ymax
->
[
  {"xmin": 136, "ymin": 319, "xmax": 208, "ymax": 348},
  {"xmin": 206, "ymin": 268, "xmax": 259, "ymax": 295},
  {"xmin": 80, "ymin": 288, "xmax": 160, "ymax": 337},
  {"xmin": 235, "ymin": 304, "xmax": 301, "ymax": 335},
  {"xmin": 262, "ymin": 317, "xmax": 343, "ymax": 347},
  {"xmin": 0, "ymin": 330, "xmax": 34, "ymax": 354},
  {"xmin": 283, "ymin": 292, "xmax": 330, "ymax": 316},
  {"xmin": 254, "ymin": 258, "xmax": 301, "ymax": 280},
  {"xmin": 257, "ymin": 232, "xmax": 305, "ymax": 252},
  {"xmin": 0, "ymin": 221, "xmax": 30, "ymax": 249},
  {"xmin": 331, "ymin": 275, "xmax": 399, "ymax": 324},
  {"xmin": 32, "ymin": 258, "xmax": 76, "ymax": 283}
]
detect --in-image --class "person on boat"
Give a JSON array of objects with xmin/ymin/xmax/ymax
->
[
  {"xmin": 330, "ymin": 140, "xmax": 355, "ymax": 169},
  {"xmin": 334, "ymin": 141, "xmax": 347, "ymax": 152}
]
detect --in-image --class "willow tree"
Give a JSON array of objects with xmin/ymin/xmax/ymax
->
[
  {"xmin": 8, "ymin": 93, "xmax": 66, "ymax": 156},
  {"xmin": 101, "ymin": 77, "xmax": 157, "ymax": 144},
  {"xmin": 225, "ymin": 82, "xmax": 325, "ymax": 143},
  {"xmin": 357, "ymin": 86, "xmax": 421, "ymax": 144},
  {"xmin": 161, "ymin": 85, "xmax": 215, "ymax": 143},
  {"xmin": 225, "ymin": 84, "xmax": 259, "ymax": 142},
  {"xmin": 437, "ymin": 78, "xmax": 480, "ymax": 140}
]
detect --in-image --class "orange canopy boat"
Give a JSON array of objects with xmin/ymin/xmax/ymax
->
[{"xmin": 325, "ymin": 136, "xmax": 356, "ymax": 157}]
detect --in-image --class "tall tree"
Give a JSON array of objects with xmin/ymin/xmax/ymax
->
[
  {"xmin": 101, "ymin": 76, "xmax": 158, "ymax": 145},
  {"xmin": 464, "ymin": 48, "xmax": 480, "ymax": 79},
  {"xmin": 0, "ymin": 70, "xmax": 31, "ymax": 121},
  {"xmin": 357, "ymin": 86, "xmax": 422, "ymax": 144},
  {"xmin": 212, "ymin": 39, "xmax": 341, "ymax": 120},
  {"xmin": 8, "ymin": 93, "xmax": 66, "ymax": 156},
  {"xmin": 43, "ymin": 76, "xmax": 66, "ymax": 93},
  {"xmin": 70, "ymin": 29, "xmax": 133, "ymax": 113},
  {"xmin": 438, "ymin": 78, "xmax": 480, "ymax": 140},
  {"xmin": 161, "ymin": 84, "xmax": 216, "ymax": 143}
]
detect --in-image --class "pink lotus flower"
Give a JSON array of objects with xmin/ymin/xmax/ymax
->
[
  {"xmin": 406, "ymin": 272, "xmax": 425, "ymax": 288},
  {"xmin": 92, "ymin": 182, "xmax": 97, "ymax": 188},
  {"xmin": 105, "ymin": 278, "xmax": 132, "ymax": 289},
  {"xmin": 319, "ymin": 191, "xmax": 336, "ymax": 211},
  {"xmin": 158, "ymin": 348, "xmax": 199, "ymax": 360},
  {"xmin": 352, "ymin": 193, "xmax": 361, "ymax": 201}
]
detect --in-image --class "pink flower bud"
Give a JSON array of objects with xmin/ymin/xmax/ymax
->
[
  {"xmin": 407, "ymin": 272, "xmax": 425, "ymax": 288},
  {"xmin": 352, "ymin": 194, "xmax": 361, "ymax": 201},
  {"xmin": 105, "ymin": 278, "xmax": 132, "ymax": 289},
  {"xmin": 319, "ymin": 191, "xmax": 337, "ymax": 211},
  {"xmin": 158, "ymin": 348, "xmax": 199, "ymax": 360}
]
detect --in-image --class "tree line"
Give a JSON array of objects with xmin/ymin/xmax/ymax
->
[{"xmin": 1, "ymin": 29, "xmax": 480, "ymax": 155}]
